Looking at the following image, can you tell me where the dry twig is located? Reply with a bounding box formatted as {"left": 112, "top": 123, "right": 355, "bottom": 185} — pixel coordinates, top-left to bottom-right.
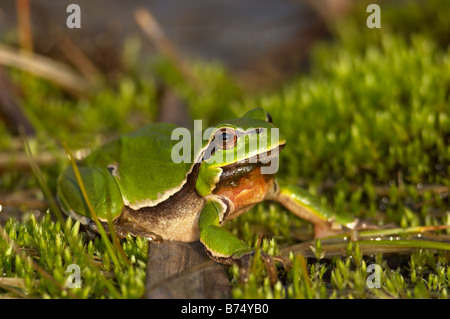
{"left": 134, "top": 7, "right": 200, "bottom": 91}
{"left": 0, "top": 44, "right": 91, "bottom": 96}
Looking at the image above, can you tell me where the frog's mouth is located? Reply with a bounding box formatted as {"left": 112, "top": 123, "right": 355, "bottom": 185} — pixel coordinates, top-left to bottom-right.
{"left": 242, "top": 142, "right": 285, "bottom": 166}
{"left": 219, "top": 143, "right": 285, "bottom": 180}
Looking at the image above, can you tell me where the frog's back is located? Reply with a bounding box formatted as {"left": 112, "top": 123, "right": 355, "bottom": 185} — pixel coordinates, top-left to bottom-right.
{"left": 86, "top": 123, "right": 195, "bottom": 210}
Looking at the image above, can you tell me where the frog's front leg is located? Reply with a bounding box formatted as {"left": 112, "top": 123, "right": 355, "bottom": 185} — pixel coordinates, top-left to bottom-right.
{"left": 267, "top": 179, "right": 357, "bottom": 238}
{"left": 198, "top": 198, "right": 252, "bottom": 265}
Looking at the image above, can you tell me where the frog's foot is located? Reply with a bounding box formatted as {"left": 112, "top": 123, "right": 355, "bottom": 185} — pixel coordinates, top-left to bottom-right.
{"left": 269, "top": 180, "right": 379, "bottom": 239}
{"left": 80, "top": 216, "right": 163, "bottom": 242}
{"left": 202, "top": 241, "right": 277, "bottom": 282}
{"left": 313, "top": 220, "right": 347, "bottom": 239}
{"left": 112, "top": 222, "right": 163, "bottom": 242}
{"left": 352, "top": 218, "right": 381, "bottom": 231}
{"left": 234, "top": 251, "right": 253, "bottom": 283}
{"left": 314, "top": 218, "right": 381, "bottom": 239}
{"left": 232, "top": 250, "right": 278, "bottom": 285}
{"left": 80, "top": 219, "right": 103, "bottom": 241}
{"left": 198, "top": 198, "right": 278, "bottom": 284}
{"left": 68, "top": 212, "right": 103, "bottom": 240}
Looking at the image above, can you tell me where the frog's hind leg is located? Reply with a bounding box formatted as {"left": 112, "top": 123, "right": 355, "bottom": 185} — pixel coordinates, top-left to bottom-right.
{"left": 267, "top": 179, "right": 357, "bottom": 238}
{"left": 73, "top": 215, "right": 105, "bottom": 241}
{"left": 58, "top": 166, "right": 164, "bottom": 241}
{"left": 74, "top": 215, "right": 162, "bottom": 242}
{"left": 57, "top": 165, "right": 124, "bottom": 229}
{"left": 112, "top": 216, "right": 163, "bottom": 242}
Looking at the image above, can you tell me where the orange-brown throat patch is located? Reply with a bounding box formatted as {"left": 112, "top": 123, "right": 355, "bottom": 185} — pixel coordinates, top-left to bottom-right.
{"left": 213, "top": 167, "right": 274, "bottom": 219}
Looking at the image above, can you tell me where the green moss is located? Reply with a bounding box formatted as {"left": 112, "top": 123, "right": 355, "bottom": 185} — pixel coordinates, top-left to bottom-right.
{"left": 1, "top": 0, "right": 449, "bottom": 299}
{"left": 0, "top": 214, "right": 147, "bottom": 298}
{"left": 224, "top": 1, "right": 449, "bottom": 299}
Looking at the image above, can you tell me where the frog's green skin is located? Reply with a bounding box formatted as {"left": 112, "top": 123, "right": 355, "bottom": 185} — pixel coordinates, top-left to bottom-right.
{"left": 57, "top": 108, "right": 357, "bottom": 264}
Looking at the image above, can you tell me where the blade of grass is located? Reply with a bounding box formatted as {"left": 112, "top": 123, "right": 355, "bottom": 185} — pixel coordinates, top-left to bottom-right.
{"left": 356, "top": 239, "right": 450, "bottom": 251}
{"left": 294, "top": 254, "right": 313, "bottom": 299}
{"left": 16, "top": 0, "right": 33, "bottom": 52}
{"left": 22, "top": 132, "right": 123, "bottom": 298}
{"left": 0, "top": 43, "right": 90, "bottom": 96}
{"left": 134, "top": 7, "right": 200, "bottom": 92}
{"left": 0, "top": 223, "right": 78, "bottom": 299}
{"left": 106, "top": 202, "right": 131, "bottom": 267}
{"left": 62, "top": 143, "right": 130, "bottom": 268}
{"left": 23, "top": 138, "right": 71, "bottom": 235}
{"left": 329, "top": 225, "right": 450, "bottom": 240}
{"left": 283, "top": 236, "right": 450, "bottom": 260}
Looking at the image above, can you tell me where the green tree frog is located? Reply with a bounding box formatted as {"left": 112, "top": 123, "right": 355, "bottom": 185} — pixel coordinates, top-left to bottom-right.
{"left": 57, "top": 108, "right": 357, "bottom": 264}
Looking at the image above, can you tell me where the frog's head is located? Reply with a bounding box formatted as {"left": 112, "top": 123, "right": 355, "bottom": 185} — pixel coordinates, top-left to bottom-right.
{"left": 195, "top": 108, "right": 286, "bottom": 203}
{"left": 202, "top": 107, "right": 286, "bottom": 170}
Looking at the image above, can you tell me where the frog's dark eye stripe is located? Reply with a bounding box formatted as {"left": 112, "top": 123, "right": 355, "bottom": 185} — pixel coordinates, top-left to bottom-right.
{"left": 266, "top": 112, "right": 273, "bottom": 124}
{"left": 107, "top": 163, "right": 119, "bottom": 177}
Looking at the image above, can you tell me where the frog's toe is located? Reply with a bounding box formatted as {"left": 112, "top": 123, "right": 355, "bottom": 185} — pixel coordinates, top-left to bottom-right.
{"left": 114, "top": 223, "right": 163, "bottom": 242}
{"left": 352, "top": 218, "right": 380, "bottom": 231}
{"left": 81, "top": 219, "right": 102, "bottom": 241}
{"left": 234, "top": 251, "right": 254, "bottom": 284}
{"left": 313, "top": 221, "right": 344, "bottom": 238}
{"left": 76, "top": 216, "right": 163, "bottom": 242}
{"left": 233, "top": 250, "right": 278, "bottom": 285}
{"left": 314, "top": 218, "right": 381, "bottom": 239}
{"left": 259, "top": 251, "right": 278, "bottom": 286}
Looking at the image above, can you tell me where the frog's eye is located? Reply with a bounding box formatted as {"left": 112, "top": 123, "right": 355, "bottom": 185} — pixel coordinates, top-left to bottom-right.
{"left": 266, "top": 112, "right": 273, "bottom": 124}
{"left": 215, "top": 128, "right": 237, "bottom": 150}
